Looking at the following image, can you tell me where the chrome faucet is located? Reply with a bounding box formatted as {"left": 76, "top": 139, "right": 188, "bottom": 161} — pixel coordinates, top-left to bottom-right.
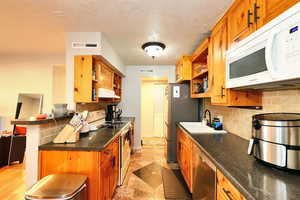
{"left": 203, "top": 109, "right": 212, "bottom": 127}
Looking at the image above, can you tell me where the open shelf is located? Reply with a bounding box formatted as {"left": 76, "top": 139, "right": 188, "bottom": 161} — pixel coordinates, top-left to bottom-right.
{"left": 191, "top": 92, "right": 210, "bottom": 98}
{"left": 192, "top": 68, "right": 208, "bottom": 79}
{"left": 190, "top": 38, "right": 210, "bottom": 98}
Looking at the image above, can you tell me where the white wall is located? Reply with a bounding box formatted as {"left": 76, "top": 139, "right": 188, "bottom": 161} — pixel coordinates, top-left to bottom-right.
{"left": 65, "top": 32, "right": 124, "bottom": 109}
{"left": 120, "top": 65, "right": 175, "bottom": 150}
{"left": 101, "top": 34, "right": 124, "bottom": 74}
{"left": 0, "top": 56, "right": 63, "bottom": 131}
{"left": 52, "top": 65, "right": 66, "bottom": 104}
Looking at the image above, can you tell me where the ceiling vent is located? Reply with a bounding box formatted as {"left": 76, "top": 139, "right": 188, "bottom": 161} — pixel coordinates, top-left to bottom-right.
{"left": 72, "top": 42, "right": 99, "bottom": 49}
{"left": 139, "top": 69, "right": 154, "bottom": 73}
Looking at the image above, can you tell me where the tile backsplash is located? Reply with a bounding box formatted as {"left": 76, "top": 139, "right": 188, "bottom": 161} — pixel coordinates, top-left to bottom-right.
{"left": 204, "top": 89, "right": 300, "bottom": 140}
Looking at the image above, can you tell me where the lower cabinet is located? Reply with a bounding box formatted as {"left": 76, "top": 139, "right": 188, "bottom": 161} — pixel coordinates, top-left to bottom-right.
{"left": 99, "top": 138, "right": 119, "bottom": 199}
{"left": 177, "top": 126, "right": 246, "bottom": 200}
{"left": 217, "top": 170, "right": 246, "bottom": 200}
{"left": 177, "top": 127, "right": 192, "bottom": 192}
{"left": 39, "top": 138, "right": 119, "bottom": 200}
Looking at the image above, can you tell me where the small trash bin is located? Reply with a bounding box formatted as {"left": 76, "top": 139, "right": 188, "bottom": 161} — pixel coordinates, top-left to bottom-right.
{"left": 25, "top": 174, "right": 87, "bottom": 200}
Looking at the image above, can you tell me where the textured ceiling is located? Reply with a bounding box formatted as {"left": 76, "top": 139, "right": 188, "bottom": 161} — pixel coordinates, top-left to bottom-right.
{"left": 0, "top": 0, "right": 233, "bottom": 65}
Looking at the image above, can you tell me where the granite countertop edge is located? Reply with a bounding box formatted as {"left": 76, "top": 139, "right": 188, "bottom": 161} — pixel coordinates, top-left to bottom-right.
{"left": 39, "top": 117, "right": 135, "bottom": 152}
{"left": 11, "top": 115, "right": 73, "bottom": 125}
{"left": 38, "top": 132, "right": 120, "bottom": 152}
{"left": 177, "top": 123, "right": 256, "bottom": 200}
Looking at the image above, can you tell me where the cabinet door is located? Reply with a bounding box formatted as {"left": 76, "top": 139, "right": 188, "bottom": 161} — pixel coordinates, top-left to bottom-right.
{"left": 228, "top": 0, "right": 255, "bottom": 47}
{"left": 74, "top": 56, "right": 93, "bottom": 102}
{"left": 211, "top": 18, "right": 228, "bottom": 105}
{"left": 176, "top": 59, "right": 183, "bottom": 82}
{"left": 217, "top": 170, "right": 246, "bottom": 200}
{"left": 112, "top": 139, "right": 119, "bottom": 193}
{"left": 99, "top": 64, "right": 114, "bottom": 90}
{"left": 256, "top": 0, "right": 299, "bottom": 28}
{"left": 100, "top": 150, "right": 113, "bottom": 200}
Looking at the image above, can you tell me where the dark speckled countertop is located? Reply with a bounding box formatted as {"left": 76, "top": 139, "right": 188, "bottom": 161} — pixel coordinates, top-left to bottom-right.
{"left": 177, "top": 123, "right": 300, "bottom": 200}
{"left": 39, "top": 117, "right": 135, "bottom": 152}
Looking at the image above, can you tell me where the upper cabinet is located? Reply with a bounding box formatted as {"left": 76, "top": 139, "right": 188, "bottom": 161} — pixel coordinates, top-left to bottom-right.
{"left": 228, "top": 0, "right": 299, "bottom": 47}
{"left": 256, "top": 0, "right": 299, "bottom": 28}
{"left": 210, "top": 18, "right": 229, "bottom": 105}
{"left": 180, "top": 0, "right": 299, "bottom": 106}
{"left": 176, "top": 55, "right": 192, "bottom": 83}
{"left": 74, "top": 56, "right": 95, "bottom": 103}
{"left": 98, "top": 63, "right": 114, "bottom": 90}
{"left": 190, "top": 38, "right": 211, "bottom": 98}
{"left": 228, "top": 0, "right": 256, "bottom": 46}
{"left": 74, "top": 55, "right": 124, "bottom": 103}
{"left": 210, "top": 17, "right": 262, "bottom": 106}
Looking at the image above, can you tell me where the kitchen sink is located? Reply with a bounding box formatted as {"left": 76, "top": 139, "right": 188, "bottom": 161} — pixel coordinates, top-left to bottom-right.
{"left": 179, "top": 122, "right": 227, "bottom": 134}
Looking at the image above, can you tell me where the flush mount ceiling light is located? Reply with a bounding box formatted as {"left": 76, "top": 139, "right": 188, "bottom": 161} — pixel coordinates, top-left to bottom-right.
{"left": 142, "top": 42, "right": 166, "bottom": 59}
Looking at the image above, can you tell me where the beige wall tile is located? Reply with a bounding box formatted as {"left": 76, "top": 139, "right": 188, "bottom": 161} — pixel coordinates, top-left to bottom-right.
{"left": 204, "top": 89, "right": 300, "bottom": 140}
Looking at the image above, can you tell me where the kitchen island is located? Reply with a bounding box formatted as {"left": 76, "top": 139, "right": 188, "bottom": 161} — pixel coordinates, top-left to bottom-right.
{"left": 39, "top": 117, "right": 135, "bottom": 200}
{"left": 177, "top": 123, "right": 300, "bottom": 200}
{"left": 11, "top": 115, "right": 73, "bottom": 189}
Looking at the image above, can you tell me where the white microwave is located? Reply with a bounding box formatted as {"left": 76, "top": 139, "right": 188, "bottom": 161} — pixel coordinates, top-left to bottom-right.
{"left": 226, "top": 3, "right": 300, "bottom": 89}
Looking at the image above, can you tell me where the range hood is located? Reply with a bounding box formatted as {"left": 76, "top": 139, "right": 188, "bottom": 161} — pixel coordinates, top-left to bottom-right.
{"left": 98, "top": 88, "right": 120, "bottom": 99}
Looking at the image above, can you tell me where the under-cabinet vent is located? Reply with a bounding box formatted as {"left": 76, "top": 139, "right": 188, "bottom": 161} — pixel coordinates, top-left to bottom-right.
{"left": 72, "top": 42, "right": 99, "bottom": 49}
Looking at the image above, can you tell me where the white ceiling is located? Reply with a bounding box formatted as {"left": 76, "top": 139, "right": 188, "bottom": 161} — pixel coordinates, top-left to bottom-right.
{"left": 0, "top": 0, "right": 233, "bottom": 65}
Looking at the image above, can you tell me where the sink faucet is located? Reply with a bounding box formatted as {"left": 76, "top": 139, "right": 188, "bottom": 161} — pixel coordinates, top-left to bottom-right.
{"left": 203, "top": 109, "right": 212, "bottom": 127}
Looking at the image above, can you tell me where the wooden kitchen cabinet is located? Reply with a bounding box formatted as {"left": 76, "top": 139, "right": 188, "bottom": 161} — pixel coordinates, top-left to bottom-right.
{"left": 217, "top": 170, "right": 246, "bottom": 200}
{"left": 98, "top": 63, "right": 114, "bottom": 90}
{"left": 74, "top": 55, "right": 96, "bottom": 103}
{"left": 256, "top": 0, "right": 299, "bottom": 28}
{"left": 228, "top": 0, "right": 255, "bottom": 46}
{"left": 190, "top": 38, "right": 211, "bottom": 98}
{"left": 177, "top": 127, "right": 192, "bottom": 192}
{"left": 176, "top": 55, "right": 192, "bottom": 83}
{"left": 228, "top": 0, "right": 298, "bottom": 47}
{"left": 177, "top": 126, "right": 249, "bottom": 199}
{"left": 100, "top": 138, "right": 119, "bottom": 199}
{"left": 74, "top": 55, "right": 124, "bottom": 103}
{"left": 210, "top": 17, "right": 262, "bottom": 106}
{"left": 39, "top": 137, "right": 119, "bottom": 200}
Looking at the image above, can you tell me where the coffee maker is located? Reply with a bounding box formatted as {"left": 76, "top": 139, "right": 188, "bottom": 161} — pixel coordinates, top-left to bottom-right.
{"left": 106, "top": 105, "right": 122, "bottom": 122}
{"left": 106, "top": 105, "right": 116, "bottom": 122}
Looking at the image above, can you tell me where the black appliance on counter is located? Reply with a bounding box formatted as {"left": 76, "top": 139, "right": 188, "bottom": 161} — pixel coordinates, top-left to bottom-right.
{"left": 248, "top": 113, "right": 300, "bottom": 171}
{"left": 166, "top": 83, "right": 203, "bottom": 163}
{"left": 106, "top": 105, "right": 122, "bottom": 122}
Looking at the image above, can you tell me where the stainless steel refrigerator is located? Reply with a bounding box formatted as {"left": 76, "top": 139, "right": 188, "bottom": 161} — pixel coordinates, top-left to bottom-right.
{"left": 165, "top": 83, "right": 203, "bottom": 163}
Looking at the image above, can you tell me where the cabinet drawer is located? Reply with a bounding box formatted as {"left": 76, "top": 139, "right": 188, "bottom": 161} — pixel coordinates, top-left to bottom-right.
{"left": 217, "top": 170, "right": 246, "bottom": 200}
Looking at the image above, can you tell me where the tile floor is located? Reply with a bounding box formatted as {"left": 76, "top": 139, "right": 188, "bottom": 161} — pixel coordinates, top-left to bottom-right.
{"left": 113, "top": 146, "right": 172, "bottom": 200}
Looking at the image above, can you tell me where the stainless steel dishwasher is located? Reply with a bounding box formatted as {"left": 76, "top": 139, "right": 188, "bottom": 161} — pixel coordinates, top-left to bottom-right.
{"left": 192, "top": 145, "right": 216, "bottom": 200}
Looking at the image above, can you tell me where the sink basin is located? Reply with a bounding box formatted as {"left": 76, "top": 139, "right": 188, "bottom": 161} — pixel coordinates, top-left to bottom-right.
{"left": 179, "top": 122, "right": 227, "bottom": 134}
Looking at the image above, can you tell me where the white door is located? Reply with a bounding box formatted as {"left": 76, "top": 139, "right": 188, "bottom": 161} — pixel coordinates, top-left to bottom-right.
{"left": 141, "top": 80, "right": 167, "bottom": 138}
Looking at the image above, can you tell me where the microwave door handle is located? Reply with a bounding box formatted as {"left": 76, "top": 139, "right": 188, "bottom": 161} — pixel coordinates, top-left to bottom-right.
{"left": 265, "top": 30, "right": 279, "bottom": 77}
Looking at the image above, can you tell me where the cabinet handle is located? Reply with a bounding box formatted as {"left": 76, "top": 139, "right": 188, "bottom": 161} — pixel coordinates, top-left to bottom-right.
{"left": 221, "top": 86, "right": 225, "bottom": 98}
{"left": 222, "top": 188, "right": 234, "bottom": 200}
{"left": 112, "top": 156, "right": 116, "bottom": 167}
{"left": 247, "top": 10, "right": 253, "bottom": 27}
{"left": 254, "top": 3, "right": 260, "bottom": 23}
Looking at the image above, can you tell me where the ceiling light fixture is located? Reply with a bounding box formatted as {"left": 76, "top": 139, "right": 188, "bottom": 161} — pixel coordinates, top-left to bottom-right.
{"left": 142, "top": 42, "right": 166, "bottom": 59}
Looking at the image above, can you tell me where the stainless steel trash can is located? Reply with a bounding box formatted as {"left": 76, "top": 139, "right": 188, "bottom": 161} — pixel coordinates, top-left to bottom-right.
{"left": 25, "top": 174, "right": 87, "bottom": 200}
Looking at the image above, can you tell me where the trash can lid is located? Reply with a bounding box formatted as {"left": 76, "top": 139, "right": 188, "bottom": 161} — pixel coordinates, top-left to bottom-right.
{"left": 25, "top": 174, "right": 87, "bottom": 199}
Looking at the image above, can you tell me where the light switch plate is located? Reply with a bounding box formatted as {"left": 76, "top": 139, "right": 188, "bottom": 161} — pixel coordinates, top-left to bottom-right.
{"left": 173, "top": 86, "right": 180, "bottom": 98}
